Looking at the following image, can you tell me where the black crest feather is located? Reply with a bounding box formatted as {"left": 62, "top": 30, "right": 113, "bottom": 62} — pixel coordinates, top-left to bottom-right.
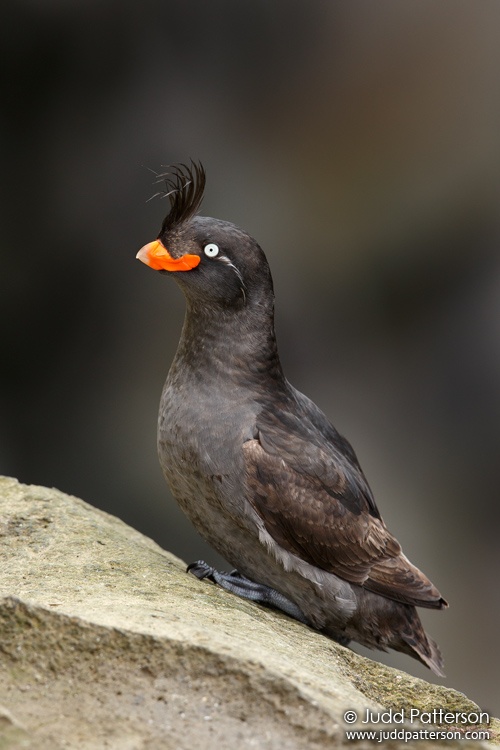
{"left": 152, "top": 161, "right": 206, "bottom": 235}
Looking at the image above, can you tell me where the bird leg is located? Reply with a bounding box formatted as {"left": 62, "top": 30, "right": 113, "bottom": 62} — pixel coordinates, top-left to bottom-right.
{"left": 187, "top": 560, "right": 310, "bottom": 624}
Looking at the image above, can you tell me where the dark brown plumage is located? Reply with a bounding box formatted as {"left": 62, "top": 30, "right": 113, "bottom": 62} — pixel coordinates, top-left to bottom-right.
{"left": 137, "top": 162, "right": 448, "bottom": 676}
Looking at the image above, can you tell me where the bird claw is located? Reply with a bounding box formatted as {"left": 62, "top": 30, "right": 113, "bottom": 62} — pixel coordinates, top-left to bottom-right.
{"left": 186, "top": 560, "right": 217, "bottom": 582}
{"left": 186, "top": 559, "right": 310, "bottom": 625}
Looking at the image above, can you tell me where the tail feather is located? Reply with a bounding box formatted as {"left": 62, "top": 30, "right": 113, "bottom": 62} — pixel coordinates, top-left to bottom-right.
{"left": 400, "top": 629, "right": 445, "bottom": 677}
{"left": 345, "top": 588, "right": 446, "bottom": 676}
{"left": 387, "top": 603, "right": 446, "bottom": 676}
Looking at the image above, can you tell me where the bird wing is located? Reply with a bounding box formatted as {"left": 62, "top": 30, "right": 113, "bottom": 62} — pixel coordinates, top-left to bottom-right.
{"left": 242, "top": 401, "right": 445, "bottom": 607}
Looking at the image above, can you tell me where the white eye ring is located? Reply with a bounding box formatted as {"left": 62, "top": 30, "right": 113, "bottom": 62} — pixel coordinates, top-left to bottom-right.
{"left": 204, "top": 243, "right": 219, "bottom": 258}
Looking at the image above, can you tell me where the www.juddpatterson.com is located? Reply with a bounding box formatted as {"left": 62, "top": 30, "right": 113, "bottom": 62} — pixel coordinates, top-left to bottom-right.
{"left": 342, "top": 709, "right": 490, "bottom": 742}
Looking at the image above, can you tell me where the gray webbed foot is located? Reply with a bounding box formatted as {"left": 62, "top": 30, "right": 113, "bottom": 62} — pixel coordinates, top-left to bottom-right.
{"left": 187, "top": 560, "right": 310, "bottom": 625}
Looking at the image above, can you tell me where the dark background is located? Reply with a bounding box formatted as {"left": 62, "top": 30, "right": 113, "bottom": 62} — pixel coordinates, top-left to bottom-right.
{"left": 2, "top": 0, "right": 499, "bottom": 716}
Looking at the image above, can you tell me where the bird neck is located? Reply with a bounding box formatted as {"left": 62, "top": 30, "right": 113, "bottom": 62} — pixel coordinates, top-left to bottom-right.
{"left": 171, "top": 295, "right": 286, "bottom": 390}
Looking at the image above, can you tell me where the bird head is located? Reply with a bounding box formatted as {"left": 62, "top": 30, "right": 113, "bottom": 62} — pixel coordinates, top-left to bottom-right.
{"left": 136, "top": 162, "right": 273, "bottom": 310}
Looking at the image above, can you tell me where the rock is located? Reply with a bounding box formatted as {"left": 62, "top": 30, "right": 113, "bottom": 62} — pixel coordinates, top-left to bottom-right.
{"left": 0, "top": 476, "right": 497, "bottom": 749}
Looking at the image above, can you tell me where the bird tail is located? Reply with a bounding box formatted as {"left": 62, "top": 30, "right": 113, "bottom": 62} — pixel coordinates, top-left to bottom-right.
{"left": 388, "top": 604, "right": 445, "bottom": 676}
{"left": 400, "top": 627, "right": 445, "bottom": 677}
{"left": 346, "top": 589, "right": 446, "bottom": 676}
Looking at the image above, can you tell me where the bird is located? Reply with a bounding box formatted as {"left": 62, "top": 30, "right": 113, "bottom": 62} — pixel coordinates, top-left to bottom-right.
{"left": 136, "top": 161, "right": 447, "bottom": 676}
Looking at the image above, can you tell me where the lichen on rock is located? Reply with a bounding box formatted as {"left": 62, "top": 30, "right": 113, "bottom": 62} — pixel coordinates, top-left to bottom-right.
{"left": 0, "top": 476, "right": 497, "bottom": 749}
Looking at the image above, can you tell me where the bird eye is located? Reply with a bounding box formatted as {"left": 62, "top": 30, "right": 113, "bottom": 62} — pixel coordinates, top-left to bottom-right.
{"left": 203, "top": 243, "right": 219, "bottom": 258}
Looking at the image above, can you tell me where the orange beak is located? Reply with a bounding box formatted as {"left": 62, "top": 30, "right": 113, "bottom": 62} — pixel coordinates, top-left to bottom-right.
{"left": 136, "top": 239, "right": 201, "bottom": 272}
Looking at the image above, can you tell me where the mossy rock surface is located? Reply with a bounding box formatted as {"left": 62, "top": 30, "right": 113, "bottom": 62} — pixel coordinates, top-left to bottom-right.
{"left": 0, "top": 476, "right": 497, "bottom": 749}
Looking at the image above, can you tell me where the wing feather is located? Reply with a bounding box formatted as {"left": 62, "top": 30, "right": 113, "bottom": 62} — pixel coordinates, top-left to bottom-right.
{"left": 243, "top": 414, "right": 446, "bottom": 608}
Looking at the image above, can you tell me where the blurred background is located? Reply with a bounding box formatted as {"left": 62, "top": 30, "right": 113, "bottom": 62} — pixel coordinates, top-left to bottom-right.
{"left": 1, "top": 0, "right": 499, "bottom": 715}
